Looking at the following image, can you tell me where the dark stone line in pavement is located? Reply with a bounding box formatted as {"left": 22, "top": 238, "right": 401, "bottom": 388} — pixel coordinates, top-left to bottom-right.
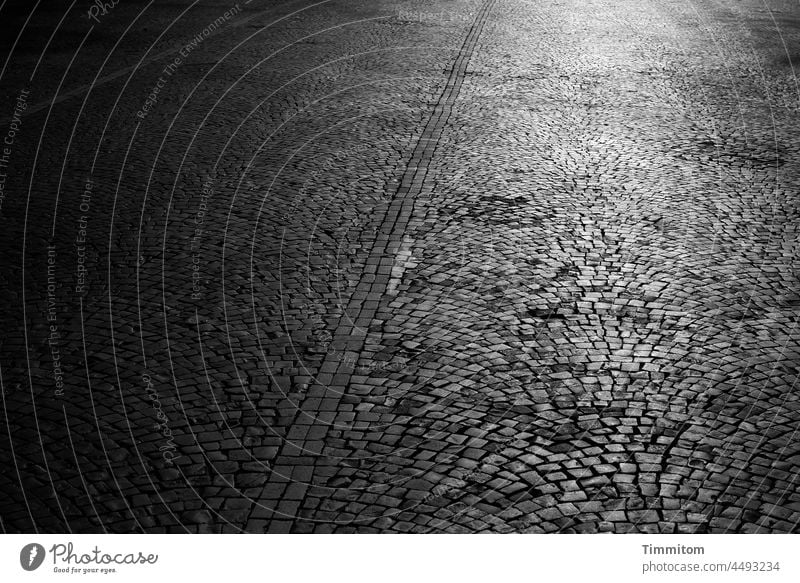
{"left": 248, "top": 0, "right": 499, "bottom": 526}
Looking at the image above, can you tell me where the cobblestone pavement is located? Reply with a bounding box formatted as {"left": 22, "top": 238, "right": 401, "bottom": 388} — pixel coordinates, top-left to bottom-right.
{"left": 1, "top": 0, "right": 799, "bottom": 533}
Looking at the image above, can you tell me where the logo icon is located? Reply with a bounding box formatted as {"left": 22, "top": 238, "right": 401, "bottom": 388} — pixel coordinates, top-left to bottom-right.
{"left": 20, "top": 543, "right": 46, "bottom": 571}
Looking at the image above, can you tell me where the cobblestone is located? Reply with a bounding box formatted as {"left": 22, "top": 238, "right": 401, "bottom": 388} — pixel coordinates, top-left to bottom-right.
{"left": 1, "top": 0, "right": 799, "bottom": 534}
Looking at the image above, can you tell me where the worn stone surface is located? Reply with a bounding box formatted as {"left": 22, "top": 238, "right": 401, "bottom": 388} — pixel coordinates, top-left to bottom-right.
{"left": 0, "top": 0, "right": 798, "bottom": 533}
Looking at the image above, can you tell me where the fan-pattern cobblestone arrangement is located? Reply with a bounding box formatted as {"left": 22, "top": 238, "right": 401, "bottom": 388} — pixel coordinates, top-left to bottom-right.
{"left": 0, "top": 0, "right": 799, "bottom": 533}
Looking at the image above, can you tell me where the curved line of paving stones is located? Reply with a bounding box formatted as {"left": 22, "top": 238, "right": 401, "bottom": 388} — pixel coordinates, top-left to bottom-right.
{"left": 608, "top": 2, "right": 800, "bottom": 534}
{"left": 291, "top": 0, "right": 800, "bottom": 534}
